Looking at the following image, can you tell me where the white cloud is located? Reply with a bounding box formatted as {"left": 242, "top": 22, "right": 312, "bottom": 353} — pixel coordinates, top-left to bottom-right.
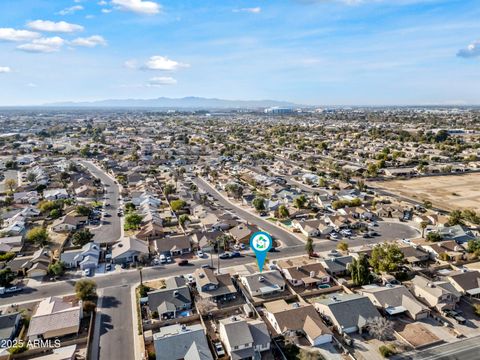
{"left": 17, "top": 36, "right": 65, "bottom": 53}
{"left": 71, "top": 35, "right": 107, "bottom": 47}
{"left": 144, "top": 55, "right": 190, "bottom": 71}
{"left": 27, "top": 20, "right": 84, "bottom": 33}
{"left": 148, "top": 76, "right": 177, "bottom": 86}
{"left": 457, "top": 40, "right": 480, "bottom": 58}
{"left": 233, "top": 7, "right": 262, "bottom": 13}
{"left": 58, "top": 5, "right": 84, "bottom": 15}
{"left": 0, "top": 66, "right": 12, "bottom": 73}
{"left": 98, "top": 0, "right": 108, "bottom": 5}
{"left": 124, "top": 59, "right": 138, "bottom": 69}
{"left": 102, "top": 8, "right": 113, "bottom": 13}
{"left": 0, "top": 28, "right": 40, "bottom": 42}
{"left": 111, "top": 0, "right": 161, "bottom": 15}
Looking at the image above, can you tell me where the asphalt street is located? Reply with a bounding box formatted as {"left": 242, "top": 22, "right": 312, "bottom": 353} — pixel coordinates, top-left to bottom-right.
{"left": 193, "top": 176, "right": 304, "bottom": 247}
{"left": 396, "top": 335, "right": 480, "bottom": 360}
{"left": 79, "top": 160, "right": 122, "bottom": 244}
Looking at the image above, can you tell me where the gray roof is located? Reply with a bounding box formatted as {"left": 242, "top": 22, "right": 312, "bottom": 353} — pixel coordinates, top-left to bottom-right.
{"left": 147, "top": 285, "right": 192, "bottom": 313}
{"left": 315, "top": 293, "right": 380, "bottom": 329}
{"left": 242, "top": 270, "right": 285, "bottom": 293}
{"left": 0, "top": 313, "right": 20, "bottom": 341}
{"left": 153, "top": 324, "right": 213, "bottom": 360}
{"left": 322, "top": 256, "right": 353, "bottom": 274}
{"left": 219, "top": 317, "right": 253, "bottom": 348}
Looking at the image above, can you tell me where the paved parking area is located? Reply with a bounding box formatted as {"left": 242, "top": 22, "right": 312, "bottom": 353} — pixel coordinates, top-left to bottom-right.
{"left": 452, "top": 299, "right": 480, "bottom": 337}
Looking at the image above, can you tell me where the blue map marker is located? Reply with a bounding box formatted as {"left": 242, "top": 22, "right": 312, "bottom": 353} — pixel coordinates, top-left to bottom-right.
{"left": 250, "top": 231, "right": 273, "bottom": 273}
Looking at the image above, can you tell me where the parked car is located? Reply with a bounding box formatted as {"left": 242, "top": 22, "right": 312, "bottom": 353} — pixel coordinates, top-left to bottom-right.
{"left": 362, "top": 233, "right": 372, "bottom": 238}
{"left": 166, "top": 256, "right": 172, "bottom": 263}
{"left": 213, "top": 342, "right": 225, "bottom": 357}
{"left": 159, "top": 254, "right": 167, "bottom": 264}
{"left": 105, "top": 263, "right": 112, "bottom": 271}
{"left": 219, "top": 252, "right": 231, "bottom": 259}
{"left": 186, "top": 274, "right": 195, "bottom": 284}
{"left": 444, "top": 309, "right": 466, "bottom": 324}
{"left": 231, "top": 251, "right": 241, "bottom": 258}
{"left": 329, "top": 233, "right": 340, "bottom": 240}
{"left": 177, "top": 259, "right": 189, "bottom": 266}
{"left": 197, "top": 250, "right": 204, "bottom": 258}
{"left": 83, "top": 268, "right": 91, "bottom": 277}
{"left": 4, "top": 286, "right": 22, "bottom": 294}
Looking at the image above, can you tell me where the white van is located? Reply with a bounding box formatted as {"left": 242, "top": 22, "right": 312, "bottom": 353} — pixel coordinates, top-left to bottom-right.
{"left": 159, "top": 254, "right": 167, "bottom": 264}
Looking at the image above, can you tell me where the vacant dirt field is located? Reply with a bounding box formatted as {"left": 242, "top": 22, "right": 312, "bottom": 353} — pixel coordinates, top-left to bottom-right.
{"left": 372, "top": 173, "right": 480, "bottom": 212}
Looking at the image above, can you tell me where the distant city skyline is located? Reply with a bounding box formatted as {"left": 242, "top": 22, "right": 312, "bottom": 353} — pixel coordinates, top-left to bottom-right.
{"left": 0, "top": 0, "right": 479, "bottom": 106}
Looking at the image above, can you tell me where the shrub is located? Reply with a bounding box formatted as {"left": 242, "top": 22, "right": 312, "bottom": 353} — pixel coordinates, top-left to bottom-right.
{"left": 379, "top": 345, "right": 395, "bottom": 358}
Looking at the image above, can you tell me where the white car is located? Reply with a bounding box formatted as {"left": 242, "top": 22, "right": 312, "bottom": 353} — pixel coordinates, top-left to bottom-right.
{"left": 330, "top": 233, "right": 340, "bottom": 240}
{"left": 186, "top": 274, "right": 195, "bottom": 284}
{"left": 83, "top": 268, "right": 91, "bottom": 277}
{"left": 159, "top": 254, "right": 167, "bottom": 264}
{"left": 197, "top": 250, "right": 204, "bottom": 258}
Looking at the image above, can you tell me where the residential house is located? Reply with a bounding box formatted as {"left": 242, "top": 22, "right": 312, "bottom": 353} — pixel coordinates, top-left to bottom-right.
{"left": 398, "top": 245, "right": 430, "bottom": 266}
{"left": 276, "top": 257, "right": 330, "bottom": 287}
{"left": 438, "top": 225, "right": 476, "bottom": 244}
{"left": 51, "top": 215, "right": 88, "bottom": 233}
{"left": 411, "top": 275, "right": 461, "bottom": 311}
{"left": 13, "top": 191, "right": 39, "bottom": 205}
{"left": 153, "top": 324, "right": 213, "bottom": 360}
{"left": 194, "top": 268, "right": 237, "bottom": 303}
{"left": 22, "top": 248, "right": 51, "bottom": 278}
{"left": 154, "top": 235, "right": 192, "bottom": 257}
{"left": 421, "top": 240, "right": 466, "bottom": 261}
{"left": 446, "top": 271, "right": 480, "bottom": 298}
{"left": 320, "top": 256, "right": 353, "bottom": 276}
{"left": 27, "top": 297, "right": 81, "bottom": 340}
{"left": 147, "top": 276, "right": 192, "bottom": 319}
{"left": 293, "top": 219, "right": 333, "bottom": 237}
{"left": 360, "top": 285, "right": 429, "bottom": 320}
{"left": 43, "top": 188, "right": 69, "bottom": 201}
{"left": 218, "top": 316, "right": 270, "bottom": 359}
{"left": 60, "top": 242, "right": 100, "bottom": 270}
{"left": 313, "top": 294, "right": 381, "bottom": 334}
{"left": 263, "top": 300, "right": 332, "bottom": 346}
{"left": 240, "top": 270, "right": 285, "bottom": 298}
{"left": 111, "top": 236, "right": 149, "bottom": 264}
{"left": 0, "top": 312, "right": 21, "bottom": 343}
{"left": 229, "top": 223, "right": 260, "bottom": 245}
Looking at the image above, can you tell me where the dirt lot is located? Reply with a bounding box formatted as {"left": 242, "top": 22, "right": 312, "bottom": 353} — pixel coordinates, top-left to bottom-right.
{"left": 372, "top": 173, "right": 480, "bottom": 212}
{"left": 394, "top": 322, "right": 442, "bottom": 348}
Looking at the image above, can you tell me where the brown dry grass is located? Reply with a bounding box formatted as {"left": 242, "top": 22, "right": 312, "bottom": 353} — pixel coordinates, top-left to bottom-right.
{"left": 371, "top": 173, "right": 480, "bottom": 212}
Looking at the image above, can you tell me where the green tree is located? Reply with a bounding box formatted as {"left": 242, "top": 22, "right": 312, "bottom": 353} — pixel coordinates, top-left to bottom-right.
{"left": 277, "top": 205, "right": 290, "bottom": 219}
{"left": 170, "top": 199, "right": 187, "bottom": 212}
{"left": 348, "top": 254, "right": 372, "bottom": 285}
{"left": 26, "top": 227, "right": 49, "bottom": 246}
{"left": 72, "top": 229, "right": 94, "bottom": 246}
{"left": 49, "top": 208, "right": 62, "bottom": 219}
{"left": 75, "top": 279, "right": 97, "bottom": 301}
{"left": 5, "top": 179, "right": 17, "bottom": 194}
{"left": 420, "top": 221, "right": 429, "bottom": 238}
{"left": 293, "top": 195, "right": 307, "bottom": 209}
{"left": 124, "top": 213, "right": 143, "bottom": 230}
{"left": 179, "top": 214, "right": 190, "bottom": 228}
{"left": 305, "top": 237, "right": 315, "bottom": 256}
{"left": 0, "top": 268, "right": 15, "bottom": 287}
{"left": 48, "top": 261, "right": 65, "bottom": 276}
{"left": 163, "top": 183, "right": 176, "bottom": 196}
{"left": 125, "top": 202, "right": 136, "bottom": 212}
{"left": 252, "top": 197, "right": 265, "bottom": 212}
{"left": 447, "top": 210, "right": 464, "bottom": 226}
{"left": 369, "top": 243, "right": 404, "bottom": 273}
{"left": 467, "top": 239, "right": 480, "bottom": 255}
{"left": 337, "top": 241, "right": 349, "bottom": 252}
{"left": 426, "top": 232, "right": 442, "bottom": 242}
{"left": 225, "top": 183, "right": 244, "bottom": 199}
{"left": 76, "top": 205, "right": 92, "bottom": 217}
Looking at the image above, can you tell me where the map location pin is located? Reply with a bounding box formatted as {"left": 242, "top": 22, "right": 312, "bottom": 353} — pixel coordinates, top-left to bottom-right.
{"left": 250, "top": 231, "right": 273, "bottom": 273}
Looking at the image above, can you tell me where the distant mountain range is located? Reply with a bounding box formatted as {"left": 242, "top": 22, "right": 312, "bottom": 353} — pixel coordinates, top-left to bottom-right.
{"left": 46, "top": 96, "right": 301, "bottom": 109}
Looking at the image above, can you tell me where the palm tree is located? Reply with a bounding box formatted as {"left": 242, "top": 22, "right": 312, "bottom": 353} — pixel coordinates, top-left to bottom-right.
{"left": 305, "top": 237, "right": 315, "bottom": 257}
{"left": 420, "top": 221, "right": 429, "bottom": 238}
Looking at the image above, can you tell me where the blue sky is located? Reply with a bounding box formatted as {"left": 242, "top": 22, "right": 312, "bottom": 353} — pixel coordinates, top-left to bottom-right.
{"left": 0, "top": 0, "right": 479, "bottom": 106}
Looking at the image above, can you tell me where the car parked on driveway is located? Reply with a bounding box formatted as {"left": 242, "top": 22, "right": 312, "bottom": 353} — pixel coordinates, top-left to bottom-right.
{"left": 443, "top": 309, "right": 466, "bottom": 324}
{"left": 219, "top": 252, "right": 231, "bottom": 259}
{"left": 177, "top": 259, "right": 189, "bottom": 266}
